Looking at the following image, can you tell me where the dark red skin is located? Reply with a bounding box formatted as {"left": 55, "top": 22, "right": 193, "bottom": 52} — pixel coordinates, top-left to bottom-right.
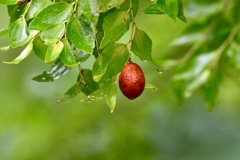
{"left": 119, "top": 63, "right": 145, "bottom": 100}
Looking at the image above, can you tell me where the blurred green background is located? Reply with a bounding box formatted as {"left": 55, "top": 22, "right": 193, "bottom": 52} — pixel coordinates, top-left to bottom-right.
{"left": 1, "top": 1, "right": 240, "bottom": 160}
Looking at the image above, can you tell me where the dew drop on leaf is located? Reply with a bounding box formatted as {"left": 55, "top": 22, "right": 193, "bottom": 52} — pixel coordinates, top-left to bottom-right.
{"left": 157, "top": 68, "right": 163, "bottom": 74}
{"left": 141, "top": 58, "right": 147, "bottom": 62}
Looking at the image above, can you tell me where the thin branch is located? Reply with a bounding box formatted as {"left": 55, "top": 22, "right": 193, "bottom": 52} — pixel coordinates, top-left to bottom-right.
{"left": 211, "top": 24, "right": 240, "bottom": 67}
{"left": 128, "top": 0, "right": 135, "bottom": 62}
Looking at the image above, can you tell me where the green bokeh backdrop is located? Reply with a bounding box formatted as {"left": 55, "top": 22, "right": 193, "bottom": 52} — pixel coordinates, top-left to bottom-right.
{"left": 1, "top": 1, "right": 240, "bottom": 159}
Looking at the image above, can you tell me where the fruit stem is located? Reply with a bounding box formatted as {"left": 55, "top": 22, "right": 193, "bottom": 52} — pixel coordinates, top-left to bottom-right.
{"left": 129, "top": 0, "right": 135, "bottom": 62}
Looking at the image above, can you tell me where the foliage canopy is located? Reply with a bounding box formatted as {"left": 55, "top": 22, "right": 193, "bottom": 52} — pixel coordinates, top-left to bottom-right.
{"left": 0, "top": 0, "right": 240, "bottom": 112}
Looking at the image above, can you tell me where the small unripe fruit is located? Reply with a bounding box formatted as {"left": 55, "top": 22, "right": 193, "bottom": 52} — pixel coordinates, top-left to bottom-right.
{"left": 119, "top": 62, "right": 145, "bottom": 100}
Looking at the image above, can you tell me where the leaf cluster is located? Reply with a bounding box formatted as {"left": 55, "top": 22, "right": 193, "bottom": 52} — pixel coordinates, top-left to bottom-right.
{"left": 161, "top": 0, "right": 240, "bottom": 111}
{"left": 1, "top": 0, "right": 187, "bottom": 112}
{"left": 3, "top": 0, "right": 236, "bottom": 112}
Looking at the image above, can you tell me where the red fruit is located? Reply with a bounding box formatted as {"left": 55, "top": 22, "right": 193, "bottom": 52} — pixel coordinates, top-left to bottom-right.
{"left": 119, "top": 62, "right": 145, "bottom": 100}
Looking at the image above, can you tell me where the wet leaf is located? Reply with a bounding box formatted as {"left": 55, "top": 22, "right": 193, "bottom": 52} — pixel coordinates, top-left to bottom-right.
{"left": 45, "top": 40, "right": 64, "bottom": 63}
{"left": 26, "top": 0, "right": 53, "bottom": 20}
{"left": 106, "top": 84, "right": 117, "bottom": 113}
{"left": 77, "top": 0, "right": 99, "bottom": 24}
{"left": 33, "top": 36, "right": 48, "bottom": 61}
{"left": 67, "top": 17, "right": 95, "bottom": 53}
{"left": 0, "top": 25, "right": 9, "bottom": 36}
{"left": 3, "top": 41, "right": 33, "bottom": 64}
{"left": 144, "top": 3, "right": 165, "bottom": 15}
{"left": 29, "top": 2, "right": 73, "bottom": 31}
{"left": 132, "top": 27, "right": 152, "bottom": 62}
{"left": 80, "top": 69, "right": 99, "bottom": 95}
{"left": 81, "top": 76, "right": 117, "bottom": 102}
{"left": 100, "top": 11, "right": 130, "bottom": 49}
{"left": 58, "top": 83, "right": 83, "bottom": 102}
{"left": 100, "top": 43, "right": 129, "bottom": 82}
{"left": 32, "top": 60, "right": 70, "bottom": 82}
{"left": 59, "top": 38, "right": 78, "bottom": 67}
{"left": 9, "top": 18, "right": 28, "bottom": 48}
{"left": 98, "top": 0, "right": 125, "bottom": 12}
{"left": 92, "top": 55, "right": 108, "bottom": 82}
{"left": 145, "top": 82, "right": 159, "bottom": 91}
{"left": 40, "top": 23, "right": 65, "bottom": 44}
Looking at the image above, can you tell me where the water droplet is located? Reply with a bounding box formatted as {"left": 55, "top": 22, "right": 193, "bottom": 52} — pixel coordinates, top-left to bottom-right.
{"left": 87, "top": 96, "right": 92, "bottom": 103}
{"left": 141, "top": 58, "right": 147, "bottom": 62}
{"left": 157, "top": 68, "right": 163, "bottom": 74}
{"left": 85, "top": 32, "right": 89, "bottom": 36}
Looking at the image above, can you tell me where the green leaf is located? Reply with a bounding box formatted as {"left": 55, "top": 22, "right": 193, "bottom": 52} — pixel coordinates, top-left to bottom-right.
{"left": 106, "top": 84, "right": 117, "bottom": 113}
{"left": 81, "top": 76, "right": 117, "bottom": 102}
{"left": 0, "top": 0, "right": 18, "bottom": 5}
{"left": 157, "top": 0, "right": 178, "bottom": 20}
{"left": 33, "top": 36, "right": 48, "bottom": 61}
{"left": 9, "top": 18, "right": 28, "bottom": 48}
{"left": 93, "top": 9, "right": 116, "bottom": 54}
{"left": 156, "top": 0, "right": 167, "bottom": 12}
{"left": 100, "top": 11, "right": 130, "bottom": 49}
{"left": 224, "top": 41, "right": 240, "bottom": 70}
{"left": 77, "top": 0, "right": 99, "bottom": 24}
{"left": 45, "top": 40, "right": 64, "bottom": 63}
{"left": 145, "top": 82, "right": 159, "bottom": 91}
{"left": 8, "top": 4, "right": 27, "bottom": 23}
{"left": 59, "top": 38, "right": 78, "bottom": 67}
{"left": 132, "top": 27, "right": 152, "bottom": 62}
{"left": 100, "top": 43, "right": 129, "bottom": 81}
{"left": 173, "top": 52, "right": 216, "bottom": 99}
{"left": 231, "top": 1, "right": 240, "bottom": 23}
{"left": 202, "top": 70, "right": 221, "bottom": 111}
{"left": 80, "top": 69, "right": 99, "bottom": 95}
{"left": 184, "top": 70, "right": 210, "bottom": 97}
{"left": 98, "top": 0, "right": 125, "bottom": 13}
{"left": 117, "top": 0, "right": 139, "bottom": 17}
{"left": 0, "top": 25, "right": 9, "bottom": 36}
{"left": 177, "top": 0, "right": 187, "bottom": 23}
{"left": 26, "top": 0, "right": 53, "bottom": 20}
{"left": 144, "top": 3, "right": 165, "bottom": 15}
{"left": 166, "top": 0, "right": 178, "bottom": 20}
{"left": 75, "top": 51, "right": 91, "bottom": 63}
{"left": 92, "top": 55, "right": 108, "bottom": 82}
{"left": 29, "top": 2, "right": 73, "bottom": 31}
{"left": 40, "top": 23, "right": 65, "bottom": 44}
{"left": 0, "top": 46, "right": 11, "bottom": 51}
{"left": 3, "top": 41, "right": 33, "bottom": 64}
{"left": 58, "top": 83, "right": 83, "bottom": 102}
{"left": 32, "top": 60, "right": 70, "bottom": 82}
{"left": 173, "top": 52, "right": 215, "bottom": 80}
{"left": 67, "top": 17, "right": 95, "bottom": 53}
